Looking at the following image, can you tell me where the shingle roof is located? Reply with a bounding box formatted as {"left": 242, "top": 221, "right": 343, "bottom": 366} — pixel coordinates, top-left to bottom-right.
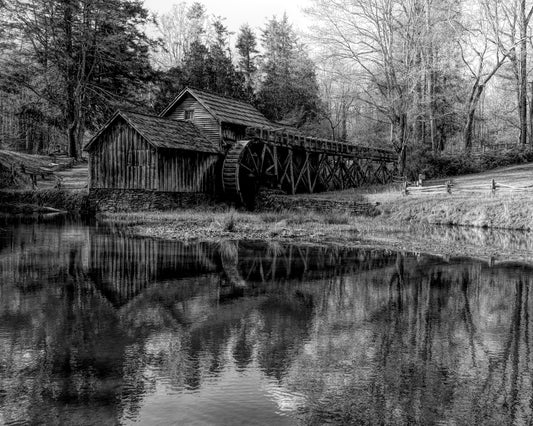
{"left": 161, "top": 87, "right": 273, "bottom": 128}
{"left": 85, "top": 111, "right": 221, "bottom": 154}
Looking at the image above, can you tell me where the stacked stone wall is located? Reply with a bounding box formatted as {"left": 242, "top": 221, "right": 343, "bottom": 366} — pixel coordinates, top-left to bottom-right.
{"left": 255, "top": 190, "right": 380, "bottom": 216}
{"left": 89, "top": 189, "right": 216, "bottom": 212}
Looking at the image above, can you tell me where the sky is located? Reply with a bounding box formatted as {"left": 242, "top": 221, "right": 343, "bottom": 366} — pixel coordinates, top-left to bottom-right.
{"left": 142, "top": 0, "right": 312, "bottom": 34}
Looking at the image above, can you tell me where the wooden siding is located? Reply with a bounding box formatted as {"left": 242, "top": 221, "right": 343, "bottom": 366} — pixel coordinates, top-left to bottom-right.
{"left": 157, "top": 150, "right": 218, "bottom": 193}
{"left": 166, "top": 94, "right": 221, "bottom": 147}
{"left": 89, "top": 120, "right": 158, "bottom": 190}
{"left": 222, "top": 123, "right": 247, "bottom": 142}
{"left": 89, "top": 118, "right": 220, "bottom": 194}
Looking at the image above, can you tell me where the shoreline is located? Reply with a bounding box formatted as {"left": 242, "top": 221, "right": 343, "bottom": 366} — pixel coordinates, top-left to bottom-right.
{"left": 4, "top": 181, "right": 533, "bottom": 264}
{"left": 100, "top": 195, "right": 533, "bottom": 265}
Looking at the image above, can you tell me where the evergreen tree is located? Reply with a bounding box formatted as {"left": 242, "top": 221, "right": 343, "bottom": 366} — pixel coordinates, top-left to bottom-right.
{"left": 152, "top": 66, "right": 186, "bottom": 113}
{"left": 236, "top": 24, "right": 258, "bottom": 100}
{"left": 186, "top": 2, "right": 207, "bottom": 44}
{"left": 178, "top": 17, "right": 245, "bottom": 99}
{"left": 182, "top": 40, "right": 211, "bottom": 90}
{"left": 257, "top": 14, "right": 320, "bottom": 126}
{"left": 207, "top": 18, "right": 244, "bottom": 97}
{"left": 0, "top": 0, "right": 156, "bottom": 158}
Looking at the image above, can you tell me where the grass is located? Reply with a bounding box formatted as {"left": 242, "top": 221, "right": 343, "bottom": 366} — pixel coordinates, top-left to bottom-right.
{"left": 105, "top": 204, "right": 533, "bottom": 263}
{"left": 0, "top": 188, "right": 91, "bottom": 214}
{"left": 383, "top": 192, "right": 533, "bottom": 230}
{"left": 99, "top": 161, "right": 533, "bottom": 263}
{"left": 101, "top": 183, "right": 533, "bottom": 245}
{"left": 102, "top": 208, "right": 367, "bottom": 244}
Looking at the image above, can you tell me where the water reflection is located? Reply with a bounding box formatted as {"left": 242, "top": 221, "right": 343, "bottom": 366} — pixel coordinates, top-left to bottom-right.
{"left": 1, "top": 220, "right": 533, "bottom": 424}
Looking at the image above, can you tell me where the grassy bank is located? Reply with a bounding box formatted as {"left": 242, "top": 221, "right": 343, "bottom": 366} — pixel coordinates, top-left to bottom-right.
{"left": 0, "top": 189, "right": 91, "bottom": 214}
{"left": 101, "top": 185, "right": 533, "bottom": 264}
{"left": 103, "top": 205, "right": 533, "bottom": 265}
{"left": 383, "top": 192, "right": 533, "bottom": 230}
{"left": 103, "top": 209, "right": 370, "bottom": 244}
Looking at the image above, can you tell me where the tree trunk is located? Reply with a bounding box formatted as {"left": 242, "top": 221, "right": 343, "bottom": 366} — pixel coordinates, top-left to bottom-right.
{"left": 464, "top": 84, "right": 484, "bottom": 150}
{"left": 425, "top": 0, "right": 436, "bottom": 152}
{"left": 64, "top": 0, "right": 78, "bottom": 159}
{"left": 68, "top": 121, "right": 78, "bottom": 159}
{"left": 520, "top": 0, "right": 528, "bottom": 145}
{"left": 340, "top": 102, "right": 347, "bottom": 141}
{"left": 530, "top": 81, "right": 533, "bottom": 145}
{"left": 391, "top": 114, "right": 408, "bottom": 175}
{"left": 398, "top": 144, "right": 407, "bottom": 176}
{"left": 463, "top": 107, "right": 476, "bottom": 151}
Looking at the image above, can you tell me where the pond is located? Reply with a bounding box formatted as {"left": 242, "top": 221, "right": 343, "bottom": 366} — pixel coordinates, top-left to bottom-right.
{"left": 1, "top": 217, "right": 532, "bottom": 425}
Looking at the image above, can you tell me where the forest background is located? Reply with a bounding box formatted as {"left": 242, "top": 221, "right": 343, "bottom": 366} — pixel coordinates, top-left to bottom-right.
{"left": 1, "top": 0, "right": 532, "bottom": 178}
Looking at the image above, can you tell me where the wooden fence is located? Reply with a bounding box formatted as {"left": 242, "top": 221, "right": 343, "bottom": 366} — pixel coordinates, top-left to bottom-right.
{"left": 401, "top": 178, "right": 533, "bottom": 196}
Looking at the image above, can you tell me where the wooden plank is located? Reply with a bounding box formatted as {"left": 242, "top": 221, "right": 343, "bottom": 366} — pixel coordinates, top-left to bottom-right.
{"left": 294, "top": 153, "right": 308, "bottom": 190}
{"left": 289, "top": 149, "right": 295, "bottom": 194}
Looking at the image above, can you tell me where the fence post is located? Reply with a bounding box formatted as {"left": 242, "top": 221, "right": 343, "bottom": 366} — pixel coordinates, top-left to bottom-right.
{"left": 446, "top": 180, "right": 452, "bottom": 194}
{"left": 491, "top": 178, "right": 496, "bottom": 196}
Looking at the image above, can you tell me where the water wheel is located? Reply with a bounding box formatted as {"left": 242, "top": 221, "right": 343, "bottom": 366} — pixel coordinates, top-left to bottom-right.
{"left": 222, "top": 140, "right": 276, "bottom": 208}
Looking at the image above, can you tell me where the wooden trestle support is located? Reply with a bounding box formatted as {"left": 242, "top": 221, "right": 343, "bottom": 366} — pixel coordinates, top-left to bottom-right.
{"left": 222, "top": 127, "right": 398, "bottom": 207}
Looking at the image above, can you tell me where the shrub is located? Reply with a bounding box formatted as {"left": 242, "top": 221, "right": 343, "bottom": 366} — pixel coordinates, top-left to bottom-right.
{"left": 405, "top": 146, "right": 533, "bottom": 180}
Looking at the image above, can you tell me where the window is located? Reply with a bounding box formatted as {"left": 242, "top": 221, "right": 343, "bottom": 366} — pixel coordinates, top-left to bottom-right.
{"left": 184, "top": 109, "right": 194, "bottom": 120}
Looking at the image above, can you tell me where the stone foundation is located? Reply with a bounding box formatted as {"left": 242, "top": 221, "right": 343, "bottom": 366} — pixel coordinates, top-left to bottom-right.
{"left": 255, "top": 189, "right": 380, "bottom": 216}
{"left": 89, "top": 189, "right": 216, "bottom": 212}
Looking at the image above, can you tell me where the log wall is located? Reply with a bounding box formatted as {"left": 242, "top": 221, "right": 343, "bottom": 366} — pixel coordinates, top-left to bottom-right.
{"left": 166, "top": 94, "right": 221, "bottom": 146}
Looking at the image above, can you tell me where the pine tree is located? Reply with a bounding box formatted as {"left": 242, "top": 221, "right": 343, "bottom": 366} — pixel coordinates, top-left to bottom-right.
{"left": 182, "top": 40, "right": 211, "bottom": 90}
{"left": 236, "top": 24, "right": 258, "bottom": 100}
{"left": 207, "top": 18, "right": 243, "bottom": 97}
{"left": 0, "top": 0, "right": 156, "bottom": 158}
{"left": 257, "top": 14, "right": 320, "bottom": 126}
{"left": 186, "top": 2, "right": 207, "bottom": 43}
{"left": 180, "top": 17, "right": 245, "bottom": 99}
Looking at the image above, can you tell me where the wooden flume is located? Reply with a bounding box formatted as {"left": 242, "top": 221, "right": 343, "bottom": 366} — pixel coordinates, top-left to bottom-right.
{"left": 222, "top": 127, "right": 398, "bottom": 206}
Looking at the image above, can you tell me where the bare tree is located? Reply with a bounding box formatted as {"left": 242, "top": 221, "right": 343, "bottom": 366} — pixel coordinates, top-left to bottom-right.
{"left": 482, "top": 0, "right": 533, "bottom": 146}
{"left": 315, "top": 60, "right": 359, "bottom": 141}
{"left": 155, "top": 2, "right": 190, "bottom": 69}
{"left": 307, "top": 0, "right": 464, "bottom": 172}
{"left": 154, "top": 1, "right": 211, "bottom": 70}
{"left": 458, "top": 1, "right": 522, "bottom": 150}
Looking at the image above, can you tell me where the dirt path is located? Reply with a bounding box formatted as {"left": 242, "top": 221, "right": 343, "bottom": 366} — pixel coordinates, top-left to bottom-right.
{"left": 39, "top": 162, "right": 88, "bottom": 190}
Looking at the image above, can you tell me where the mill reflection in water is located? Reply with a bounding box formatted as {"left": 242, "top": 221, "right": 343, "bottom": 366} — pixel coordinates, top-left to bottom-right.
{"left": 0, "top": 220, "right": 532, "bottom": 425}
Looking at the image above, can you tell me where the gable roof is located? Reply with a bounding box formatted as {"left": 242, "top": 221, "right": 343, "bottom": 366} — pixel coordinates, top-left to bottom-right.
{"left": 161, "top": 87, "right": 273, "bottom": 129}
{"left": 84, "top": 111, "right": 221, "bottom": 154}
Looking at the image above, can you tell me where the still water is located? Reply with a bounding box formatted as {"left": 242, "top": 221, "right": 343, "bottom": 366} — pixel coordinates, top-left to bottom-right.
{"left": 1, "top": 217, "right": 533, "bottom": 425}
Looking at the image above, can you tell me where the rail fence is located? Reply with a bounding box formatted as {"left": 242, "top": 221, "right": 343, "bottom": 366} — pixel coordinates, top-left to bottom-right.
{"left": 399, "top": 176, "right": 533, "bottom": 196}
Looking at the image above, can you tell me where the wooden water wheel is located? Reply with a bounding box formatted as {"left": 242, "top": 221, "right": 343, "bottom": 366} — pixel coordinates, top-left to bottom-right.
{"left": 222, "top": 140, "right": 276, "bottom": 208}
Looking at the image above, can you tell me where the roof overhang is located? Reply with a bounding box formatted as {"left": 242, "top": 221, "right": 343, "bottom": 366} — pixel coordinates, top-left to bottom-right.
{"left": 84, "top": 110, "right": 221, "bottom": 155}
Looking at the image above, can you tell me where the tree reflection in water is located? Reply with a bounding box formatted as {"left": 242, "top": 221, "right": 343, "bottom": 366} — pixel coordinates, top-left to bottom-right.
{"left": 0, "top": 219, "right": 533, "bottom": 424}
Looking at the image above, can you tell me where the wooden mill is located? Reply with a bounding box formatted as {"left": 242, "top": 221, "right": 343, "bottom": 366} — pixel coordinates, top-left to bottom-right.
{"left": 85, "top": 87, "right": 397, "bottom": 209}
